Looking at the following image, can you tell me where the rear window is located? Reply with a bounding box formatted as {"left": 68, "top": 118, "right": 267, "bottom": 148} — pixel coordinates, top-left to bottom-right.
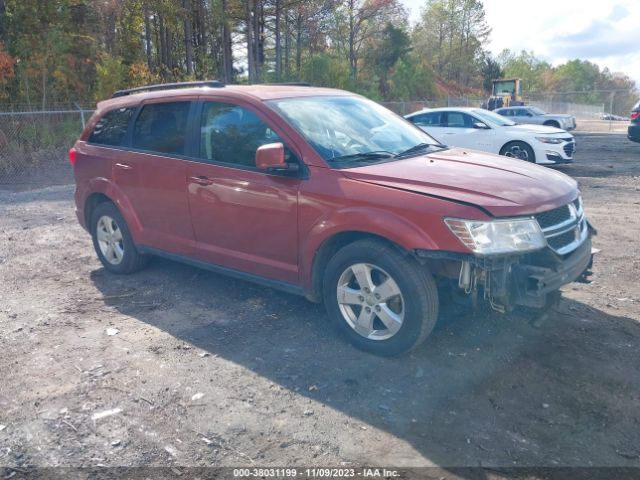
{"left": 88, "top": 107, "right": 135, "bottom": 146}
{"left": 131, "top": 102, "right": 191, "bottom": 155}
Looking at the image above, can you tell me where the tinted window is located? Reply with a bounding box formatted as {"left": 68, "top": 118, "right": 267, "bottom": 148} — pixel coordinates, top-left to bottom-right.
{"left": 445, "top": 112, "right": 474, "bottom": 128}
{"left": 411, "top": 112, "right": 442, "bottom": 126}
{"left": 497, "top": 109, "right": 512, "bottom": 116}
{"left": 132, "top": 102, "right": 191, "bottom": 155}
{"left": 88, "top": 107, "right": 134, "bottom": 146}
{"left": 199, "top": 102, "right": 284, "bottom": 168}
{"left": 515, "top": 108, "right": 529, "bottom": 116}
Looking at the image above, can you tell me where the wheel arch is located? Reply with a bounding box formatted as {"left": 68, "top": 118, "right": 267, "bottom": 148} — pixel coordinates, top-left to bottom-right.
{"left": 84, "top": 192, "right": 113, "bottom": 228}
{"left": 499, "top": 140, "right": 536, "bottom": 162}
{"left": 305, "top": 230, "right": 421, "bottom": 303}
{"left": 82, "top": 178, "right": 143, "bottom": 241}
{"left": 543, "top": 120, "right": 560, "bottom": 128}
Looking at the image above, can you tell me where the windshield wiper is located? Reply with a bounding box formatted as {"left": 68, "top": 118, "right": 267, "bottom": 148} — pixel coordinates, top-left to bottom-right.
{"left": 332, "top": 151, "right": 396, "bottom": 162}
{"left": 395, "top": 142, "right": 446, "bottom": 158}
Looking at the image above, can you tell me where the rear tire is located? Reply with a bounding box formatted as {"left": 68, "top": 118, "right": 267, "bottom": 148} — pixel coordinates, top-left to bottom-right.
{"left": 322, "top": 239, "right": 439, "bottom": 356}
{"left": 90, "top": 202, "right": 149, "bottom": 274}
{"left": 500, "top": 141, "right": 536, "bottom": 163}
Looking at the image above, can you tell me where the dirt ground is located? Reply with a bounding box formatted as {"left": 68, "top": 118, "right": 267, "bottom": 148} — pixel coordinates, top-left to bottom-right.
{"left": 0, "top": 133, "right": 639, "bottom": 473}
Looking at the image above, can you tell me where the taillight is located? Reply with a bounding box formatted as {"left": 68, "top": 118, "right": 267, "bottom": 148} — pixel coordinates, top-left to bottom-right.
{"left": 68, "top": 147, "right": 77, "bottom": 167}
{"left": 631, "top": 111, "right": 640, "bottom": 120}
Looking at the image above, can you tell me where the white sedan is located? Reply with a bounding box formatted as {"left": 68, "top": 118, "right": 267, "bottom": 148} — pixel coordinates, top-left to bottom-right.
{"left": 405, "top": 107, "right": 575, "bottom": 165}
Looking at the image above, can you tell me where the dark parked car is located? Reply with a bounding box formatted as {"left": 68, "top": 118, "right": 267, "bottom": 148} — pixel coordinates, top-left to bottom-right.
{"left": 628, "top": 100, "right": 640, "bottom": 143}
{"left": 70, "top": 81, "right": 595, "bottom": 356}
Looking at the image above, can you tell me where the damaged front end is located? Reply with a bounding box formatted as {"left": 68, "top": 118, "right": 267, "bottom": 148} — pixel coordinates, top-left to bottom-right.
{"left": 418, "top": 199, "right": 597, "bottom": 313}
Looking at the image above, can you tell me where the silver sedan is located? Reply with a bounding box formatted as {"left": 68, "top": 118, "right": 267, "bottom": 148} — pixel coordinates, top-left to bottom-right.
{"left": 495, "top": 106, "right": 576, "bottom": 131}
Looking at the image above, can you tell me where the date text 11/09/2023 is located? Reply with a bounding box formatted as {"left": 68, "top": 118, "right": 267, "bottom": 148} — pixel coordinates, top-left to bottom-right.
{"left": 233, "top": 468, "right": 400, "bottom": 478}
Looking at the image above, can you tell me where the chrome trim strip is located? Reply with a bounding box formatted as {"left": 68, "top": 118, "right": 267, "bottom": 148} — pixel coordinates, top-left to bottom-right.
{"left": 543, "top": 215, "right": 584, "bottom": 237}
{"left": 540, "top": 213, "right": 584, "bottom": 234}
{"left": 552, "top": 219, "right": 588, "bottom": 255}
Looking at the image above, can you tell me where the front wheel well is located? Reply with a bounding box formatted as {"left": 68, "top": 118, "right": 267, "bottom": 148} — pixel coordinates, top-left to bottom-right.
{"left": 84, "top": 193, "right": 113, "bottom": 227}
{"left": 308, "top": 231, "right": 409, "bottom": 303}
{"left": 543, "top": 120, "right": 560, "bottom": 128}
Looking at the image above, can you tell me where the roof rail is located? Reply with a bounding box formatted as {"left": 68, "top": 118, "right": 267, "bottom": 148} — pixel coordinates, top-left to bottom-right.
{"left": 112, "top": 80, "right": 225, "bottom": 98}
{"left": 258, "top": 82, "right": 311, "bottom": 87}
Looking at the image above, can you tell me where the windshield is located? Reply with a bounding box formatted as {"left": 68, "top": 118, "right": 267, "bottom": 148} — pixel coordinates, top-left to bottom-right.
{"left": 267, "top": 95, "right": 442, "bottom": 166}
{"left": 472, "top": 109, "right": 516, "bottom": 127}
{"left": 529, "top": 106, "right": 546, "bottom": 115}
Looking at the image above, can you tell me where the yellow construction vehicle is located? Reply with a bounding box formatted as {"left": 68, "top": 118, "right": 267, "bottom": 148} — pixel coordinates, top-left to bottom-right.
{"left": 486, "top": 78, "right": 524, "bottom": 110}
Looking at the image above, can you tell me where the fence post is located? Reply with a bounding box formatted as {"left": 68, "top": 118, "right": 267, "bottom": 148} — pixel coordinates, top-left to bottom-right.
{"left": 74, "top": 102, "right": 86, "bottom": 129}
{"left": 609, "top": 92, "right": 615, "bottom": 132}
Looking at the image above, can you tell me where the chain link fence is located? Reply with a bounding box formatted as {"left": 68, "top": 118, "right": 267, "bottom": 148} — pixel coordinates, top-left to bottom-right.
{"left": 0, "top": 106, "right": 93, "bottom": 188}
{"left": 525, "top": 90, "right": 636, "bottom": 133}
{"left": 382, "top": 89, "right": 638, "bottom": 134}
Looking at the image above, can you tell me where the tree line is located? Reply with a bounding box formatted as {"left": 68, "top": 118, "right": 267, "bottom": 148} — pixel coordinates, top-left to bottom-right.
{"left": 0, "top": 0, "right": 636, "bottom": 111}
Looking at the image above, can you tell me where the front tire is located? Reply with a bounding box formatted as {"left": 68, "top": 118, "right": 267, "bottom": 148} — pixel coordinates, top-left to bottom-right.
{"left": 322, "top": 239, "right": 439, "bottom": 356}
{"left": 500, "top": 141, "right": 536, "bottom": 163}
{"left": 543, "top": 120, "right": 560, "bottom": 129}
{"left": 90, "top": 202, "right": 149, "bottom": 274}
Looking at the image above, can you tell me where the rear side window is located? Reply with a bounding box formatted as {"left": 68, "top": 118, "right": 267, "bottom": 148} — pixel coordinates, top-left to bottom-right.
{"left": 88, "top": 107, "right": 134, "bottom": 146}
{"left": 199, "top": 102, "right": 283, "bottom": 168}
{"left": 132, "top": 102, "right": 191, "bottom": 155}
{"left": 445, "top": 112, "right": 473, "bottom": 128}
{"left": 410, "top": 112, "right": 442, "bottom": 126}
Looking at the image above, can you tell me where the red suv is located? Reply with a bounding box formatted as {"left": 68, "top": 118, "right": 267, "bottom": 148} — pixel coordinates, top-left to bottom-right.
{"left": 71, "top": 81, "right": 595, "bottom": 356}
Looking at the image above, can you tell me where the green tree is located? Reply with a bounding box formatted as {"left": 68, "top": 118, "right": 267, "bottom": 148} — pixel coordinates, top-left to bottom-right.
{"left": 300, "top": 53, "right": 350, "bottom": 89}
{"left": 93, "top": 53, "right": 127, "bottom": 101}
{"left": 479, "top": 51, "right": 502, "bottom": 92}
{"left": 413, "top": 0, "right": 490, "bottom": 88}
{"left": 389, "top": 55, "right": 436, "bottom": 100}
{"left": 365, "top": 23, "right": 411, "bottom": 99}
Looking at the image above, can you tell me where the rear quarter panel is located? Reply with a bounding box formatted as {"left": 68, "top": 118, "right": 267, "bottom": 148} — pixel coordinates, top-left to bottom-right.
{"left": 73, "top": 141, "right": 144, "bottom": 241}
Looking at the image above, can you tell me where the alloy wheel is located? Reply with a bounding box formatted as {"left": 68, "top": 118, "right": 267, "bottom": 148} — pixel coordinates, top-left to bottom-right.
{"left": 504, "top": 144, "right": 530, "bottom": 161}
{"left": 96, "top": 215, "right": 124, "bottom": 265}
{"left": 336, "top": 263, "right": 405, "bottom": 340}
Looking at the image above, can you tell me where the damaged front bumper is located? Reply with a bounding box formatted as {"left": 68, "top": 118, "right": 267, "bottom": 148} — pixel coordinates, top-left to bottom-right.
{"left": 417, "top": 228, "right": 596, "bottom": 312}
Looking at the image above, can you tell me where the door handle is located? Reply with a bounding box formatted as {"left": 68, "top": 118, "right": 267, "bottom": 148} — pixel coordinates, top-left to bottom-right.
{"left": 115, "top": 162, "right": 132, "bottom": 170}
{"left": 189, "top": 175, "right": 215, "bottom": 186}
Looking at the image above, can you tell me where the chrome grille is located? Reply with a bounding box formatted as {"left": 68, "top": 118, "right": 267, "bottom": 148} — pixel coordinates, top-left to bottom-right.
{"left": 535, "top": 205, "right": 571, "bottom": 229}
{"left": 534, "top": 198, "right": 587, "bottom": 255}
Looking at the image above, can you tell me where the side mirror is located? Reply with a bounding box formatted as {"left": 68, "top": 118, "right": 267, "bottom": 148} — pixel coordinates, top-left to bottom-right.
{"left": 256, "top": 142, "right": 287, "bottom": 170}
{"left": 473, "top": 122, "right": 489, "bottom": 129}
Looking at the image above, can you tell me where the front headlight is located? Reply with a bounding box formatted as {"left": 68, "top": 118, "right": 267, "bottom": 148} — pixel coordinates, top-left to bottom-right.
{"left": 535, "top": 136, "right": 564, "bottom": 144}
{"left": 445, "top": 217, "right": 546, "bottom": 255}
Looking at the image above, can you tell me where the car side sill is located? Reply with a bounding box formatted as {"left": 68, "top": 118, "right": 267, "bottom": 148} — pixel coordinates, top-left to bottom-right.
{"left": 137, "top": 245, "right": 307, "bottom": 298}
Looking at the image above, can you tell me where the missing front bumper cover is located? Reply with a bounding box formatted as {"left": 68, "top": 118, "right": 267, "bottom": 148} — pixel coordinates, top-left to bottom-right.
{"left": 417, "top": 236, "right": 595, "bottom": 311}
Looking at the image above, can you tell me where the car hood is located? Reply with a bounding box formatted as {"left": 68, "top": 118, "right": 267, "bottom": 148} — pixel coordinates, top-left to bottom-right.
{"left": 505, "top": 123, "right": 567, "bottom": 135}
{"left": 341, "top": 148, "right": 578, "bottom": 217}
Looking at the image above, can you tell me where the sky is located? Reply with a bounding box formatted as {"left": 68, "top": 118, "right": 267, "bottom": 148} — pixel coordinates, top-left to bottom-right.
{"left": 399, "top": 0, "right": 640, "bottom": 85}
